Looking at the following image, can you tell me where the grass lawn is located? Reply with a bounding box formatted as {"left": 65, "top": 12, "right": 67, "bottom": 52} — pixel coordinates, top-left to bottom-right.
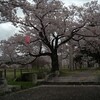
{"left": 8, "top": 81, "right": 36, "bottom": 89}
{"left": 60, "top": 68, "right": 100, "bottom": 77}
{"left": 59, "top": 68, "right": 87, "bottom": 77}
{"left": 1, "top": 67, "right": 100, "bottom": 90}
{"left": 0, "top": 68, "right": 49, "bottom": 90}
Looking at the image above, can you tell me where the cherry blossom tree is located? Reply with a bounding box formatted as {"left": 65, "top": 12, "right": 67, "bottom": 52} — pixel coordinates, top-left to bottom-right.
{"left": 0, "top": 0, "right": 100, "bottom": 72}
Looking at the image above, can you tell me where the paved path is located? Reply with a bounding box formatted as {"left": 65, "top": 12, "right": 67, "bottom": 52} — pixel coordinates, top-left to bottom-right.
{"left": 1, "top": 85, "right": 100, "bottom": 100}
{"left": 48, "top": 70, "right": 99, "bottom": 82}
{"left": 1, "top": 70, "right": 100, "bottom": 100}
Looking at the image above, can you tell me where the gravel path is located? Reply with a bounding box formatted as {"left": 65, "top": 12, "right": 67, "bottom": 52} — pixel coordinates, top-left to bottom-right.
{"left": 0, "top": 85, "right": 100, "bottom": 100}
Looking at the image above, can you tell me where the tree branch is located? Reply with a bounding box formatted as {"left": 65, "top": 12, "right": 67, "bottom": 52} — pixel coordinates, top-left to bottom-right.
{"left": 58, "top": 23, "right": 86, "bottom": 47}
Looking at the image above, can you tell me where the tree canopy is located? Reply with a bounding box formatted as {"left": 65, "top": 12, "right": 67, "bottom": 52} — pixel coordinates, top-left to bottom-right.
{"left": 0, "top": 0, "right": 100, "bottom": 72}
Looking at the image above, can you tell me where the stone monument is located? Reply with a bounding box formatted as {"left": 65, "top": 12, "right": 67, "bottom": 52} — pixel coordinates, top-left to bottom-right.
{"left": 0, "top": 71, "right": 9, "bottom": 93}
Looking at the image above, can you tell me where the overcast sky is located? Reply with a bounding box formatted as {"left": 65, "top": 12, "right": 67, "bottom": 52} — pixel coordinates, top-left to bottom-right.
{"left": 0, "top": 0, "right": 99, "bottom": 41}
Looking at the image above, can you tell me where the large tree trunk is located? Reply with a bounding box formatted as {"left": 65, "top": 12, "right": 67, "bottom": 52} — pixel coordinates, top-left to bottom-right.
{"left": 50, "top": 51, "right": 59, "bottom": 72}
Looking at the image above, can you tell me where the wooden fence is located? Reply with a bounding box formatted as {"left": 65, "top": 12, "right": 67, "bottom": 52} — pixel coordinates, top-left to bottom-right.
{"left": 0, "top": 68, "right": 33, "bottom": 80}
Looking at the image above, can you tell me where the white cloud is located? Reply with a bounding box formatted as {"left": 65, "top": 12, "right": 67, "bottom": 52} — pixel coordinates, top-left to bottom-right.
{"left": 0, "top": 22, "right": 15, "bottom": 30}
{"left": 0, "top": 22, "right": 17, "bottom": 40}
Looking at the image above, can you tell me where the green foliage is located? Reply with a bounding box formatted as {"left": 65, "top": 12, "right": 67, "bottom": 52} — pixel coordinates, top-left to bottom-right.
{"left": 6, "top": 69, "right": 20, "bottom": 81}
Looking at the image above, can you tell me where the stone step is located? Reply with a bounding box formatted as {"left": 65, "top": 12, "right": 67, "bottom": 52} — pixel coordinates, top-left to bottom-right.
{"left": 41, "top": 81, "right": 100, "bottom": 85}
